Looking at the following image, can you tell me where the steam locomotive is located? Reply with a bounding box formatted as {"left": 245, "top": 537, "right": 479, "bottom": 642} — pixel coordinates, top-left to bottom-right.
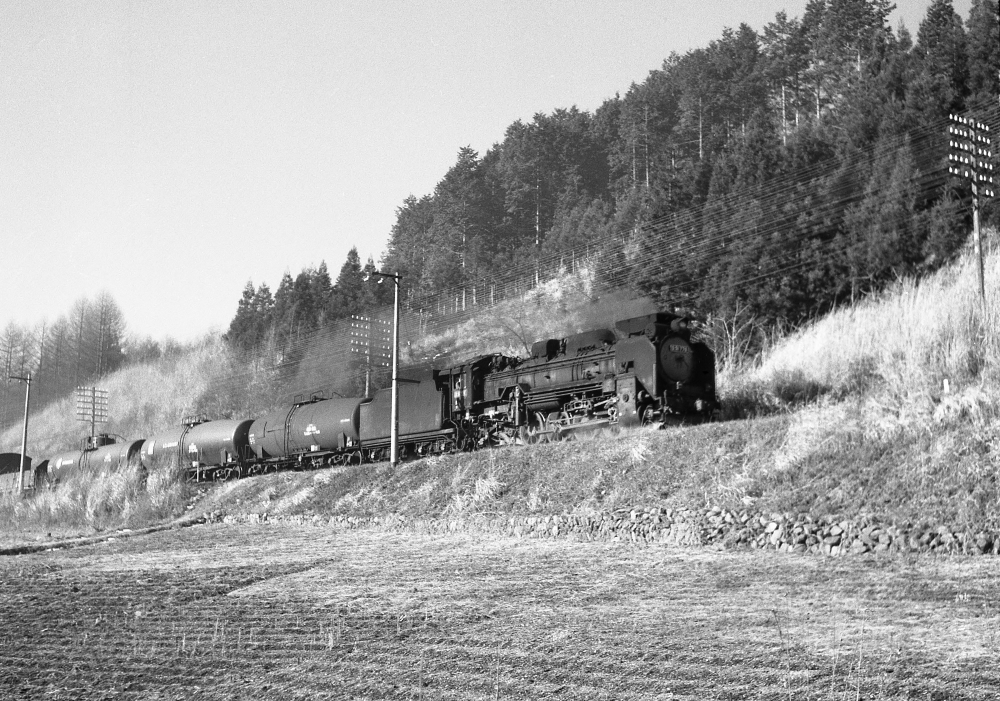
{"left": 19, "top": 311, "right": 717, "bottom": 488}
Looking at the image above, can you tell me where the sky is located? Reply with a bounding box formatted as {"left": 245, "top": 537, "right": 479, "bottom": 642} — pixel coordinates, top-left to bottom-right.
{"left": 1, "top": 0, "right": 969, "bottom": 343}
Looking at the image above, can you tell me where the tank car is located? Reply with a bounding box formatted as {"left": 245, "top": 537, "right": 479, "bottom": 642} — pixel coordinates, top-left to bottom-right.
{"left": 249, "top": 396, "right": 366, "bottom": 471}
{"left": 141, "top": 416, "right": 254, "bottom": 481}
{"left": 140, "top": 427, "right": 187, "bottom": 471}
{"left": 184, "top": 419, "right": 252, "bottom": 480}
{"left": 46, "top": 434, "right": 145, "bottom": 485}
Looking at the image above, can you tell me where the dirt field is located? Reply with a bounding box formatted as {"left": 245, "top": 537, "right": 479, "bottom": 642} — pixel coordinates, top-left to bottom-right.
{"left": 1, "top": 523, "right": 999, "bottom": 700}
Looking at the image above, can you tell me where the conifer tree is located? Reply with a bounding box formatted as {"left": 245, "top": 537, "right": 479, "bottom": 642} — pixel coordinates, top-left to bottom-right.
{"left": 965, "top": 0, "right": 1000, "bottom": 106}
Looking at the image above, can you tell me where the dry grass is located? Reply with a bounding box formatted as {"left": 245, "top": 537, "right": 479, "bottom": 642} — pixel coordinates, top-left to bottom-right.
{"left": 705, "top": 242, "right": 1000, "bottom": 529}
{"left": 1, "top": 524, "right": 997, "bottom": 699}
{"left": 724, "top": 241, "right": 1000, "bottom": 420}
{"left": 0, "top": 455, "right": 191, "bottom": 540}
{"left": 0, "top": 337, "right": 259, "bottom": 538}
{"left": 100, "top": 392, "right": 991, "bottom": 537}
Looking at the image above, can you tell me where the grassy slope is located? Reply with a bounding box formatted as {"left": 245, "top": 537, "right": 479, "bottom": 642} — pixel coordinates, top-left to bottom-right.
{"left": 191, "top": 242, "right": 1000, "bottom": 534}
{"left": 2, "top": 243, "right": 998, "bottom": 540}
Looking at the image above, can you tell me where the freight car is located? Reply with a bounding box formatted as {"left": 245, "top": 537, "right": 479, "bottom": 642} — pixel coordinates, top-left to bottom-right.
{"left": 0, "top": 453, "right": 37, "bottom": 493}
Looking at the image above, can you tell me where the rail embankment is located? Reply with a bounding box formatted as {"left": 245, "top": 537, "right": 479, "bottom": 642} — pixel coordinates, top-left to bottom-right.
{"left": 3, "top": 245, "right": 998, "bottom": 556}
{"left": 192, "top": 388, "right": 999, "bottom": 558}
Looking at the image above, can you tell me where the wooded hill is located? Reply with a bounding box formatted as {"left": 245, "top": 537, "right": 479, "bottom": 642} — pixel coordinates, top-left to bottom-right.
{"left": 224, "top": 0, "right": 999, "bottom": 358}
{"left": 3, "top": 0, "right": 997, "bottom": 429}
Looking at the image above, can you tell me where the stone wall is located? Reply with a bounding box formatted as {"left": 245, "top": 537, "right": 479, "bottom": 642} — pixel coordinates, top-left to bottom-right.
{"left": 214, "top": 506, "right": 999, "bottom": 556}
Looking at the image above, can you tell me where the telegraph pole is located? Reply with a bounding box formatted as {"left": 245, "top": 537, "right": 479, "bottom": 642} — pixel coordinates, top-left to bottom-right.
{"left": 8, "top": 374, "right": 31, "bottom": 494}
{"left": 948, "top": 113, "right": 995, "bottom": 302}
{"left": 364, "top": 271, "right": 402, "bottom": 467}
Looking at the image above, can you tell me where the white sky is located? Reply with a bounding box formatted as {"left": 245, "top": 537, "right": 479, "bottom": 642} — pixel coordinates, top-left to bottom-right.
{"left": 1, "top": 0, "right": 964, "bottom": 343}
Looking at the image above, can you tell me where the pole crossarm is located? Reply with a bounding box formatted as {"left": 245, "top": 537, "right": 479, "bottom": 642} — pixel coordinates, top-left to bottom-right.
{"left": 348, "top": 315, "right": 392, "bottom": 396}
{"left": 948, "top": 114, "right": 995, "bottom": 197}
{"left": 947, "top": 113, "right": 995, "bottom": 303}
{"left": 75, "top": 386, "right": 109, "bottom": 438}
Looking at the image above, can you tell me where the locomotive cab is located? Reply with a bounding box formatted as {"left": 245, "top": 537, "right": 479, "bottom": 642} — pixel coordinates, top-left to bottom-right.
{"left": 435, "top": 354, "right": 519, "bottom": 422}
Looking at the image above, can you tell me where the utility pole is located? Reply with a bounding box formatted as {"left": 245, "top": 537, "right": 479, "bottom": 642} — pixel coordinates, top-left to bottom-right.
{"left": 948, "top": 113, "right": 995, "bottom": 302}
{"left": 8, "top": 374, "right": 31, "bottom": 494}
{"left": 364, "top": 271, "right": 402, "bottom": 467}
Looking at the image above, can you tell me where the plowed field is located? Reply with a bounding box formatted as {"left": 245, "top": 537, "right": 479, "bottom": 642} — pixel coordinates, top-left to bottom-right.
{"left": 2, "top": 523, "right": 999, "bottom": 699}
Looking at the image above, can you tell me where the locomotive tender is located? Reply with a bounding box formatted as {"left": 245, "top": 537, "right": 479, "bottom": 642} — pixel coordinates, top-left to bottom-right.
{"left": 37, "top": 311, "right": 718, "bottom": 484}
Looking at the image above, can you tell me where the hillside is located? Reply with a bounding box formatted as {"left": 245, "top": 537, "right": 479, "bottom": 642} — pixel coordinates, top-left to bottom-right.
{"left": 1, "top": 240, "right": 997, "bottom": 551}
